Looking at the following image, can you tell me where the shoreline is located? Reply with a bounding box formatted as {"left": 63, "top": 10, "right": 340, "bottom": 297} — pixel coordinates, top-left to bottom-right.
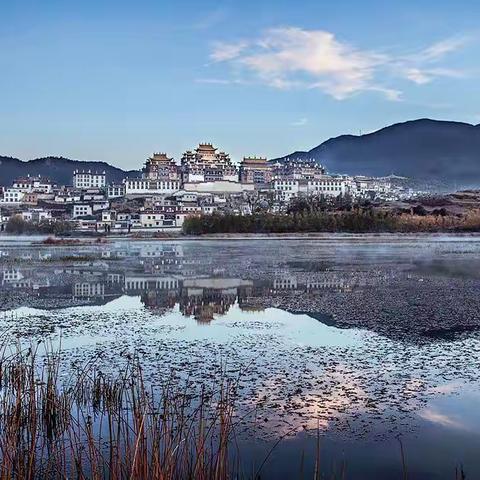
{"left": 3, "top": 231, "right": 480, "bottom": 244}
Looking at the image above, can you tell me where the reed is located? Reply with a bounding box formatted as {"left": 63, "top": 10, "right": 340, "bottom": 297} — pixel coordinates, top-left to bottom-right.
{"left": 0, "top": 343, "right": 240, "bottom": 480}
{"left": 0, "top": 341, "right": 469, "bottom": 479}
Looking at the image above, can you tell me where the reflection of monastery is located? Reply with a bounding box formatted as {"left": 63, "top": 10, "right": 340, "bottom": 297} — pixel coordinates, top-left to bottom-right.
{"left": 1, "top": 243, "right": 386, "bottom": 315}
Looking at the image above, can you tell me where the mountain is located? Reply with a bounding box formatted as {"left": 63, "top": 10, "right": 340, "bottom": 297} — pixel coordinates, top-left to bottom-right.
{"left": 0, "top": 156, "right": 140, "bottom": 186}
{"left": 272, "top": 119, "right": 480, "bottom": 189}
{"left": 3, "top": 119, "right": 480, "bottom": 189}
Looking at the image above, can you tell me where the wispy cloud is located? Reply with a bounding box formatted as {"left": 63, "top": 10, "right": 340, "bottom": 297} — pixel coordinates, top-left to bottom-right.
{"left": 291, "top": 117, "right": 308, "bottom": 127}
{"left": 210, "top": 41, "right": 248, "bottom": 62}
{"left": 208, "top": 27, "right": 472, "bottom": 101}
{"left": 394, "top": 35, "right": 471, "bottom": 85}
{"left": 414, "top": 36, "right": 471, "bottom": 62}
{"left": 194, "top": 7, "right": 229, "bottom": 30}
{"left": 195, "top": 77, "right": 247, "bottom": 86}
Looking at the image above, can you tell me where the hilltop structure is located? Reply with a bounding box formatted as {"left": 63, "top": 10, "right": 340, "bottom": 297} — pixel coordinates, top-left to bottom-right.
{"left": 181, "top": 143, "right": 237, "bottom": 183}
{"left": 181, "top": 143, "right": 253, "bottom": 193}
{"left": 143, "top": 153, "right": 180, "bottom": 180}
{"left": 0, "top": 142, "right": 407, "bottom": 234}
{"left": 239, "top": 157, "right": 272, "bottom": 186}
{"left": 124, "top": 152, "right": 181, "bottom": 197}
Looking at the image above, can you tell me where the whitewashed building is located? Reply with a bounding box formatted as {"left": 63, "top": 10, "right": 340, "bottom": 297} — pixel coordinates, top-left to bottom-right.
{"left": 307, "top": 177, "right": 350, "bottom": 197}
{"left": 73, "top": 170, "right": 106, "bottom": 189}
{"left": 107, "top": 184, "right": 126, "bottom": 198}
{"left": 12, "top": 176, "right": 54, "bottom": 193}
{"left": 272, "top": 179, "right": 302, "bottom": 202}
{"left": 1, "top": 189, "right": 25, "bottom": 204}
{"left": 124, "top": 179, "right": 181, "bottom": 196}
{"left": 72, "top": 204, "right": 93, "bottom": 218}
{"left": 20, "top": 209, "right": 52, "bottom": 222}
{"left": 137, "top": 210, "right": 188, "bottom": 231}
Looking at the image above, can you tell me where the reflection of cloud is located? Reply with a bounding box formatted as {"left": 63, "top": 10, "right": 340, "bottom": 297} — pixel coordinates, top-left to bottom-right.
{"left": 427, "top": 381, "right": 463, "bottom": 395}
{"left": 246, "top": 364, "right": 370, "bottom": 436}
{"left": 419, "top": 408, "right": 466, "bottom": 430}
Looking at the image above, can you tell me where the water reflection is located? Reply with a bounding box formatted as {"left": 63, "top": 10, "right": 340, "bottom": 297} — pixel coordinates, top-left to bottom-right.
{"left": 0, "top": 242, "right": 389, "bottom": 321}
{"left": 1, "top": 237, "right": 480, "bottom": 479}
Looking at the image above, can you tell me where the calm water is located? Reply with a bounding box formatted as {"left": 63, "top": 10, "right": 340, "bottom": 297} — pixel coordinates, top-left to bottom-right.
{"left": 1, "top": 235, "right": 480, "bottom": 479}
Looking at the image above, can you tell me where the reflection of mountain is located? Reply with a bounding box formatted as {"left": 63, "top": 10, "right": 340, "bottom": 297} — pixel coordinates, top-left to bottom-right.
{"left": 289, "top": 311, "right": 338, "bottom": 328}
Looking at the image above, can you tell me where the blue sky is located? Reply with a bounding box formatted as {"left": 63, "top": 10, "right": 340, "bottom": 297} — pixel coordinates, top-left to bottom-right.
{"left": 1, "top": 0, "right": 479, "bottom": 169}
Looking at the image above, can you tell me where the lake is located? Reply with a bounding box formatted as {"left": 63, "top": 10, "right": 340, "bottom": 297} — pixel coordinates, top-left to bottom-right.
{"left": 1, "top": 235, "right": 480, "bottom": 479}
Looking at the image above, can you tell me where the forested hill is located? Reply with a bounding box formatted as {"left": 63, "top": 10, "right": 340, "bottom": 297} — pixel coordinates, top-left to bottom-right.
{"left": 272, "top": 119, "right": 480, "bottom": 189}
{"left": 0, "top": 156, "right": 139, "bottom": 185}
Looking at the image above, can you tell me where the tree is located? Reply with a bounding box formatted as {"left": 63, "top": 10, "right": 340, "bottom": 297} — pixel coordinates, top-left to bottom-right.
{"left": 5, "top": 215, "right": 27, "bottom": 234}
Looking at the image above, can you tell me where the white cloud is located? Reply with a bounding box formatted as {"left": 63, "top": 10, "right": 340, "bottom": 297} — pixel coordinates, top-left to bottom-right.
{"left": 404, "top": 68, "right": 432, "bottom": 85}
{"left": 194, "top": 7, "right": 229, "bottom": 30}
{"left": 239, "top": 27, "right": 386, "bottom": 100}
{"left": 291, "top": 117, "right": 308, "bottom": 127}
{"left": 207, "top": 28, "right": 471, "bottom": 101}
{"left": 210, "top": 41, "right": 248, "bottom": 62}
{"left": 195, "top": 78, "right": 233, "bottom": 85}
{"left": 404, "top": 67, "right": 467, "bottom": 85}
{"left": 195, "top": 77, "right": 248, "bottom": 86}
{"left": 394, "top": 36, "right": 471, "bottom": 85}
{"left": 416, "top": 36, "right": 470, "bottom": 62}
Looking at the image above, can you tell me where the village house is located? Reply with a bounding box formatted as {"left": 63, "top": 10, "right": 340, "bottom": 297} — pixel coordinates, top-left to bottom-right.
{"left": 19, "top": 209, "right": 52, "bottom": 223}
{"left": 72, "top": 204, "right": 93, "bottom": 218}
{"left": 1, "top": 188, "right": 25, "bottom": 204}
{"left": 12, "top": 175, "right": 55, "bottom": 194}
{"left": 73, "top": 170, "right": 106, "bottom": 189}
{"left": 107, "top": 184, "right": 126, "bottom": 198}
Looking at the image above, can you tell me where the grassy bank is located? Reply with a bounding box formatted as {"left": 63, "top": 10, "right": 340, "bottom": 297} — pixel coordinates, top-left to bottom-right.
{"left": 183, "top": 210, "right": 480, "bottom": 235}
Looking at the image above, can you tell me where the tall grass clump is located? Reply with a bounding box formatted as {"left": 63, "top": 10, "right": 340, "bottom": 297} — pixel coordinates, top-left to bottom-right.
{"left": 0, "top": 340, "right": 470, "bottom": 479}
{"left": 0, "top": 343, "right": 239, "bottom": 480}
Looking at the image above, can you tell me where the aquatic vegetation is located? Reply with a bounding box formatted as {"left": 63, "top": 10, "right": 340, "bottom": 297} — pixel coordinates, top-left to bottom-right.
{"left": 0, "top": 344, "right": 240, "bottom": 480}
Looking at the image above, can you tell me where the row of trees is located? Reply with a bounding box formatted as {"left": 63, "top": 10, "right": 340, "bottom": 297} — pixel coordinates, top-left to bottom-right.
{"left": 4, "top": 215, "right": 73, "bottom": 235}
{"left": 183, "top": 209, "right": 480, "bottom": 235}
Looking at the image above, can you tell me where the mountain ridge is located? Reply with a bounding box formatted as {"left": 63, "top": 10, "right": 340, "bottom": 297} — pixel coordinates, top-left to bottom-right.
{"left": 0, "top": 156, "right": 140, "bottom": 186}
{"left": 2, "top": 119, "right": 480, "bottom": 189}
{"left": 272, "top": 119, "right": 480, "bottom": 188}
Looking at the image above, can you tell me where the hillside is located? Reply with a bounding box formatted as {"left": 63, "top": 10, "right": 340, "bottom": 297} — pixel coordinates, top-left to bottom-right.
{"left": 0, "top": 156, "right": 139, "bottom": 186}
{"left": 272, "top": 119, "right": 480, "bottom": 189}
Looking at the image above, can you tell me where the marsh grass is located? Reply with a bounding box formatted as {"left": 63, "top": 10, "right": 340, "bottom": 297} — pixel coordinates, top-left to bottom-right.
{"left": 0, "top": 342, "right": 242, "bottom": 480}
{"left": 0, "top": 340, "right": 467, "bottom": 479}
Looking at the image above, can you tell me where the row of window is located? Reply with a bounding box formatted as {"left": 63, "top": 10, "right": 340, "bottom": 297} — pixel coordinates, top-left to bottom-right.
{"left": 127, "top": 181, "right": 179, "bottom": 189}
{"left": 311, "top": 186, "right": 343, "bottom": 191}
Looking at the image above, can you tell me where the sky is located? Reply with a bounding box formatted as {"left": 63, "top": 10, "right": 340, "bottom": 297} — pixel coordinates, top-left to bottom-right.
{"left": 1, "top": 0, "right": 479, "bottom": 169}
